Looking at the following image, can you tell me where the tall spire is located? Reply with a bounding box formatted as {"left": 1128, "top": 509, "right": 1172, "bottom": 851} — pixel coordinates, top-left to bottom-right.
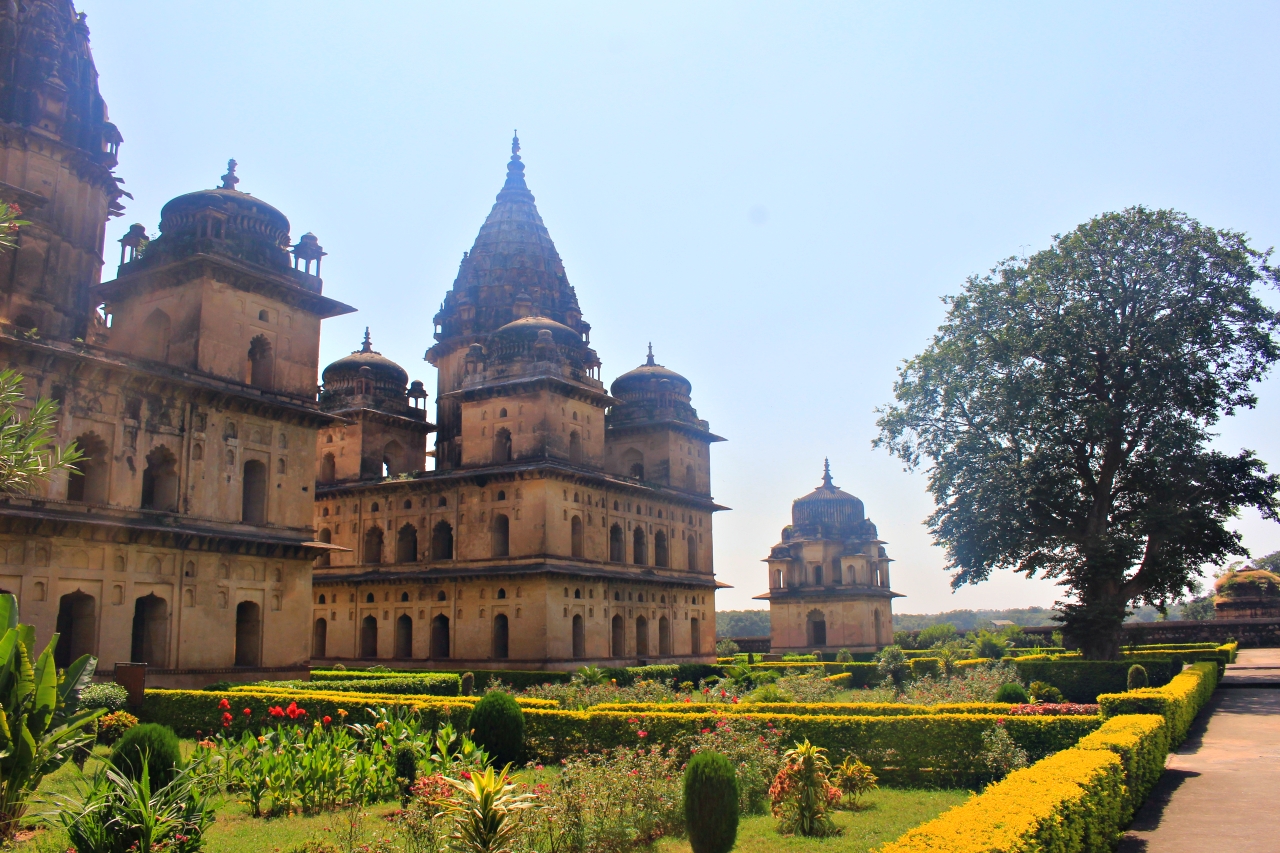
{"left": 361, "top": 327, "right": 373, "bottom": 353}
{"left": 822, "top": 458, "right": 834, "bottom": 488}
{"left": 497, "top": 131, "right": 534, "bottom": 203}
{"left": 646, "top": 343, "right": 655, "bottom": 366}
{"left": 220, "top": 159, "right": 239, "bottom": 190}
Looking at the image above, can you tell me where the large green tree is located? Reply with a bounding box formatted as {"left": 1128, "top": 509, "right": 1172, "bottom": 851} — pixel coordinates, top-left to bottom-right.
{"left": 875, "top": 207, "right": 1280, "bottom": 658}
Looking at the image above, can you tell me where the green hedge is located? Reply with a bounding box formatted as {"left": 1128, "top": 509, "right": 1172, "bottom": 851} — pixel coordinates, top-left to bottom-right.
{"left": 592, "top": 701, "right": 1024, "bottom": 717}
{"left": 602, "top": 664, "right": 723, "bottom": 687}
{"left": 312, "top": 669, "right": 573, "bottom": 690}
{"left": 1098, "top": 661, "right": 1218, "bottom": 745}
{"left": 908, "top": 657, "right": 942, "bottom": 679}
{"left": 1075, "top": 714, "right": 1169, "bottom": 821}
{"left": 285, "top": 675, "right": 461, "bottom": 696}
{"left": 1013, "top": 659, "right": 1176, "bottom": 703}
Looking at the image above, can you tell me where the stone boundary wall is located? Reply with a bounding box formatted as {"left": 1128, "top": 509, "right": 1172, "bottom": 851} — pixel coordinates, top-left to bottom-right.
{"left": 1020, "top": 618, "right": 1280, "bottom": 647}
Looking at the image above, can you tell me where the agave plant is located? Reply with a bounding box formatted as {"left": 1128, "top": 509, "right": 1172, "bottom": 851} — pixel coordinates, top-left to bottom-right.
{"left": 0, "top": 592, "right": 102, "bottom": 840}
{"left": 574, "top": 664, "right": 606, "bottom": 686}
{"left": 446, "top": 764, "right": 536, "bottom": 853}
{"left": 768, "top": 739, "right": 841, "bottom": 837}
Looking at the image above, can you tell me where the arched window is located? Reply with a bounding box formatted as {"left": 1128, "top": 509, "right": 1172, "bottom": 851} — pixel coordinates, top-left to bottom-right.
{"left": 364, "top": 526, "right": 384, "bottom": 564}
{"left": 687, "top": 536, "right": 698, "bottom": 572}
{"left": 131, "top": 594, "right": 169, "bottom": 666}
{"left": 235, "top": 601, "right": 262, "bottom": 666}
{"left": 493, "top": 428, "right": 512, "bottom": 463}
{"left": 806, "top": 609, "right": 827, "bottom": 647}
{"left": 609, "top": 524, "right": 624, "bottom": 562}
{"left": 568, "top": 430, "right": 582, "bottom": 464}
{"left": 316, "top": 528, "right": 331, "bottom": 567}
{"left": 813, "top": 564, "right": 823, "bottom": 586}
{"left": 396, "top": 523, "right": 418, "bottom": 563}
{"left": 141, "top": 445, "right": 179, "bottom": 512}
{"left": 573, "top": 588, "right": 581, "bottom": 599}
{"left": 611, "top": 613, "right": 625, "bottom": 656}
{"left": 54, "top": 591, "right": 97, "bottom": 668}
{"left": 320, "top": 452, "right": 336, "bottom": 483}
{"left": 622, "top": 449, "right": 644, "bottom": 480}
{"left": 366, "top": 592, "right": 375, "bottom": 603}
{"left": 635, "top": 615, "right": 649, "bottom": 657}
{"left": 499, "top": 407, "right": 507, "bottom": 418}
{"left": 684, "top": 464, "right": 696, "bottom": 491}
{"left": 248, "top": 335, "right": 274, "bottom": 390}
{"left": 66, "top": 432, "right": 110, "bottom": 504}
{"left": 313, "top": 617, "right": 328, "bottom": 658}
{"left": 241, "top": 459, "right": 267, "bottom": 523}
{"left": 400, "top": 591, "right": 410, "bottom": 602}
{"left": 654, "top": 531, "right": 669, "bottom": 568}
{"left": 431, "top": 521, "right": 454, "bottom": 560}
{"left": 360, "top": 615, "right": 378, "bottom": 658}
{"left": 437, "top": 590, "right": 446, "bottom": 601}
{"left": 492, "top": 514, "right": 510, "bottom": 558}
{"left": 383, "top": 439, "right": 405, "bottom": 476}
{"left": 395, "top": 614, "right": 413, "bottom": 659}
{"left": 430, "top": 614, "right": 450, "bottom": 658}
{"left": 690, "top": 617, "right": 701, "bottom": 655}
{"left": 492, "top": 613, "right": 509, "bottom": 659}
{"left": 138, "top": 309, "right": 171, "bottom": 362}
{"left": 572, "top": 613, "right": 585, "bottom": 658}
{"left": 571, "top": 515, "right": 584, "bottom": 558}
{"left": 632, "top": 527, "right": 648, "bottom": 565}
{"left": 658, "top": 615, "right": 671, "bottom": 656}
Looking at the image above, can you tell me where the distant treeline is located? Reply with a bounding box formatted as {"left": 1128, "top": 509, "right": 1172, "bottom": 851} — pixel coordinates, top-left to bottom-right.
{"left": 716, "top": 609, "right": 771, "bottom": 637}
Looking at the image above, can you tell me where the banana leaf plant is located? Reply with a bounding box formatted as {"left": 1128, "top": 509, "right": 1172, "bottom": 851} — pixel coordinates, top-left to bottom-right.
{"left": 0, "top": 592, "right": 103, "bottom": 840}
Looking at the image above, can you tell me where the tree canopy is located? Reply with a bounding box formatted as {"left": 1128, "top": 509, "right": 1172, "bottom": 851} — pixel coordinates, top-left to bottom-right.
{"left": 875, "top": 207, "right": 1280, "bottom": 658}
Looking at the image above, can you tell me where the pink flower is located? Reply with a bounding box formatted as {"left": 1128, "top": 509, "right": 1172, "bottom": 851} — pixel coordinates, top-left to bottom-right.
{"left": 638, "top": 731, "right": 648, "bottom": 738}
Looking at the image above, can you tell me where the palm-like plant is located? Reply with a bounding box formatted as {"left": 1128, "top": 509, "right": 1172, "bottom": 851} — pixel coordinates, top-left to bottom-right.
{"left": 768, "top": 740, "right": 840, "bottom": 837}
{"left": 0, "top": 593, "right": 101, "bottom": 840}
{"left": 575, "top": 665, "right": 607, "bottom": 686}
{"left": 446, "top": 764, "right": 536, "bottom": 853}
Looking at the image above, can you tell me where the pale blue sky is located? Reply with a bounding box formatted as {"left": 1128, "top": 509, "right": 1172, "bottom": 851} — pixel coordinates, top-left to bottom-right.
{"left": 83, "top": 2, "right": 1280, "bottom": 613}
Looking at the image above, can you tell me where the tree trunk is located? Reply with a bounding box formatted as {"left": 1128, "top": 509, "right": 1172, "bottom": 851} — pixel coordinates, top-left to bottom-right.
{"left": 1059, "top": 587, "right": 1129, "bottom": 660}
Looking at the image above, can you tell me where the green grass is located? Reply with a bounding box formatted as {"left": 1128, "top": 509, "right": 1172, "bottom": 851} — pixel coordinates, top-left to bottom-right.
{"left": 656, "top": 789, "right": 971, "bottom": 853}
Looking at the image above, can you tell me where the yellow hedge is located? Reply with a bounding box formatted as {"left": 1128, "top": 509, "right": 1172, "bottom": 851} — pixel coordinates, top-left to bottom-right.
{"left": 881, "top": 747, "right": 1125, "bottom": 853}
{"left": 1098, "top": 661, "right": 1218, "bottom": 744}
{"left": 1075, "top": 714, "right": 1168, "bottom": 821}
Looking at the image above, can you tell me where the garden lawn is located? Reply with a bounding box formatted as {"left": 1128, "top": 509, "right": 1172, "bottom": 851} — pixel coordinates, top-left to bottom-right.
{"left": 656, "top": 788, "right": 971, "bottom": 853}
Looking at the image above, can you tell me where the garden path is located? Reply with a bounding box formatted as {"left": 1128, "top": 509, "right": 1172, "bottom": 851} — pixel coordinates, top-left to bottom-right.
{"left": 1118, "top": 649, "right": 1280, "bottom": 852}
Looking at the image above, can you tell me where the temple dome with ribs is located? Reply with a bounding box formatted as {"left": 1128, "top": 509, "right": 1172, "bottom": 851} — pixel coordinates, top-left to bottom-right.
{"left": 787, "top": 460, "right": 869, "bottom": 540}
{"left": 320, "top": 329, "right": 419, "bottom": 416}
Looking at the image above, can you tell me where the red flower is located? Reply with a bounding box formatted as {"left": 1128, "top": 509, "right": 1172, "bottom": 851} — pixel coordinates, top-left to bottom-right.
{"left": 322, "top": 715, "right": 333, "bottom": 725}
{"left": 243, "top": 708, "right": 252, "bottom": 716}
{"left": 221, "top": 712, "right": 233, "bottom": 724}
{"left": 701, "top": 729, "right": 710, "bottom": 734}
{"left": 218, "top": 698, "right": 231, "bottom": 710}
{"left": 269, "top": 706, "right": 285, "bottom": 717}
{"left": 638, "top": 730, "right": 648, "bottom": 737}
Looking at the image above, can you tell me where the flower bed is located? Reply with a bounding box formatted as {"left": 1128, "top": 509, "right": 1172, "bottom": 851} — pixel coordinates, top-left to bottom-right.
{"left": 592, "top": 700, "right": 1098, "bottom": 717}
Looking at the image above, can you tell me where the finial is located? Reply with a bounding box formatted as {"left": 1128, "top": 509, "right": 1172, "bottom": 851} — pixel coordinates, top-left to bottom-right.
{"left": 646, "top": 343, "right": 655, "bottom": 366}
{"left": 822, "top": 458, "right": 833, "bottom": 487}
{"left": 220, "top": 159, "right": 239, "bottom": 190}
{"left": 361, "top": 327, "right": 372, "bottom": 353}
{"left": 511, "top": 130, "right": 521, "bottom": 160}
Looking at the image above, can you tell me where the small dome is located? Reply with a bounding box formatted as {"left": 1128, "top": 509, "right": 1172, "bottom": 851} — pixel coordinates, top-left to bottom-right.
{"left": 610, "top": 345, "right": 692, "bottom": 400}
{"left": 792, "top": 460, "right": 865, "bottom": 532}
{"left": 1215, "top": 569, "right": 1280, "bottom": 599}
{"left": 493, "top": 315, "right": 582, "bottom": 343}
{"left": 322, "top": 329, "right": 409, "bottom": 388}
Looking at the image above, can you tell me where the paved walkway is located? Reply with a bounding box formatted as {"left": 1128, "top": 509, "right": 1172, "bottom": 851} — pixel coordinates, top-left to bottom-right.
{"left": 1118, "top": 649, "right": 1280, "bottom": 852}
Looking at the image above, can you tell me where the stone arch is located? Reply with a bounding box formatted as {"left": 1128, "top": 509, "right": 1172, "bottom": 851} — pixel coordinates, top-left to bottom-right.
{"left": 430, "top": 613, "right": 450, "bottom": 658}
{"left": 130, "top": 593, "right": 169, "bottom": 666}
{"left": 568, "top": 430, "right": 582, "bottom": 464}
{"left": 654, "top": 530, "right": 669, "bottom": 568}
{"left": 431, "top": 521, "right": 454, "bottom": 560}
{"left": 364, "top": 525, "right": 384, "bottom": 564}
{"left": 313, "top": 616, "right": 327, "bottom": 658}
{"left": 690, "top": 616, "right": 701, "bottom": 655}
{"left": 813, "top": 564, "right": 824, "bottom": 586}
{"left": 396, "top": 523, "right": 418, "bottom": 563}
{"left": 492, "top": 513, "right": 510, "bottom": 558}
{"left": 493, "top": 428, "right": 512, "bottom": 463}
{"left": 235, "top": 600, "right": 262, "bottom": 667}
{"left": 632, "top": 527, "right": 648, "bottom": 565}
{"left": 383, "top": 439, "right": 405, "bottom": 476}
{"left": 570, "top": 515, "right": 584, "bottom": 558}
{"left": 360, "top": 614, "right": 378, "bottom": 658}
{"left": 622, "top": 448, "right": 644, "bottom": 480}
{"left": 138, "top": 308, "right": 171, "bottom": 362}
{"left": 609, "top": 523, "right": 624, "bottom": 562}
{"left": 247, "top": 334, "right": 274, "bottom": 390}
{"left": 611, "top": 613, "right": 625, "bottom": 656}
{"left": 805, "top": 609, "right": 827, "bottom": 647}
{"left": 395, "top": 613, "right": 413, "bottom": 659}
{"left": 141, "top": 445, "right": 179, "bottom": 512}
{"left": 658, "top": 615, "right": 671, "bottom": 656}
{"left": 684, "top": 464, "right": 696, "bottom": 491}
{"left": 241, "top": 459, "right": 267, "bottom": 523}
{"left": 492, "top": 613, "right": 509, "bottom": 659}
{"left": 54, "top": 590, "right": 96, "bottom": 668}
{"left": 635, "top": 615, "right": 649, "bottom": 657}
{"left": 320, "top": 452, "right": 336, "bottom": 483}
{"left": 571, "top": 613, "right": 586, "bottom": 658}
{"left": 67, "top": 432, "right": 109, "bottom": 504}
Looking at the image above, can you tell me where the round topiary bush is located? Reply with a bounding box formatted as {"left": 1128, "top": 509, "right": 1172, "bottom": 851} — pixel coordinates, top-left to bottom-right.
{"left": 1127, "top": 664, "right": 1149, "bottom": 690}
{"left": 684, "top": 750, "right": 739, "bottom": 853}
{"left": 80, "top": 682, "right": 129, "bottom": 712}
{"left": 995, "top": 682, "right": 1029, "bottom": 704}
{"left": 110, "top": 722, "right": 183, "bottom": 788}
{"left": 468, "top": 691, "right": 524, "bottom": 767}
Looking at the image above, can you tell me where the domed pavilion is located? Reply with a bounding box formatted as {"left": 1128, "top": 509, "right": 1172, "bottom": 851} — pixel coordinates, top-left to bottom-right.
{"left": 1214, "top": 569, "right": 1280, "bottom": 619}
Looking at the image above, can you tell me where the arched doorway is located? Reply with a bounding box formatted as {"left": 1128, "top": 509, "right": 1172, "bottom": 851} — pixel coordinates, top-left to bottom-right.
{"left": 611, "top": 614, "right": 624, "bottom": 657}
{"left": 248, "top": 335, "right": 274, "bottom": 390}
{"left": 623, "top": 449, "right": 644, "bottom": 480}
{"left": 320, "top": 452, "right": 336, "bottom": 483}
{"left": 492, "top": 613, "right": 509, "bottom": 659}
{"left": 654, "top": 531, "right": 668, "bottom": 568}
{"left": 54, "top": 591, "right": 96, "bottom": 668}
{"left": 430, "top": 614, "right": 450, "bottom": 658}
{"left": 364, "top": 526, "right": 384, "bottom": 564}
{"left": 141, "top": 446, "right": 179, "bottom": 512}
{"left": 130, "top": 594, "right": 168, "bottom": 666}
{"left": 313, "top": 617, "right": 328, "bottom": 658}
{"left": 806, "top": 609, "right": 827, "bottom": 647}
{"left": 241, "top": 459, "right": 267, "bottom": 523}
{"left": 687, "top": 536, "right": 698, "bottom": 571}
{"left": 632, "top": 528, "right": 648, "bottom": 565}
{"left": 690, "top": 617, "right": 701, "bottom": 655}
{"left": 813, "top": 564, "right": 824, "bottom": 586}
{"left": 684, "top": 464, "right": 696, "bottom": 490}
{"left": 360, "top": 615, "right": 378, "bottom": 658}
{"left": 493, "top": 428, "right": 512, "bottom": 463}
{"left": 570, "top": 515, "right": 584, "bottom": 558}
{"left": 383, "top": 439, "right": 405, "bottom": 476}
{"left": 397, "top": 524, "right": 418, "bottom": 563}
{"left": 635, "top": 615, "right": 649, "bottom": 657}
{"left": 234, "top": 601, "right": 262, "bottom": 667}
{"left": 568, "top": 431, "right": 582, "bottom": 463}
{"left": 658, "top": 615, "right": 671, "bottom": 656}
{"left": 66, "top": 432, "right": 109, "bottom": 504}
{"left": 609, "top": 524, "right": 624, "bottom": 562}
{"left": 395, "top": 614, "right": 413, "bottom": 659}
{"left": 572, "top": 614, "right": 585, "bottom": 658}
{"left": 431, "top": 521, "right": 454, "bottom": 560}
{"left": 492, "top": 514, "right": 510, "bottom": 558}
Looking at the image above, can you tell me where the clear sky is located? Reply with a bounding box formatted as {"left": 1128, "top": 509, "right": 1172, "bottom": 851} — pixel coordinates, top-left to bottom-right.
{"left": 82, "top": 1, "right": 1280, "bottom": 614}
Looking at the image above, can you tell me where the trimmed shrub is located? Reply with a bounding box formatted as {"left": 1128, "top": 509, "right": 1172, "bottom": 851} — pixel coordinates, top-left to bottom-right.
{"left": 684, "top": 751, "right": 739, "bottom": 853}
{"left": 110, "top": 723, "right": 183, "bottom": 788}
{"left": 1014, "top": 659, "right": 1176, "bottom": 703}
{"left": 1127, "top": 664, "right": 1148, "bottom": 690}
{"left": 460, "top": 672, "right": 474, "bottom": 696}
{"left": 908, "top": 657, "right": 943, "bottom": 680}
{"left": 305, "top": 674, "right": 460, "bottom": 696}
{"left": 468, "top": 691, "right": 525, "bottom": 767}
{"left": 394, "top": 743, "right": 417, "bottom": 804}
{"left": 1075, "top": 714, "right": 1169, "bottom": 821}
{"left": 80, "top": 682, "right": 129, "bottom": 712}
{"left": 1099, "top": 661, "right": 1218, "bottom": 744}
{"left": 995, "top": 683, "right": 1029, "bottom": 704}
